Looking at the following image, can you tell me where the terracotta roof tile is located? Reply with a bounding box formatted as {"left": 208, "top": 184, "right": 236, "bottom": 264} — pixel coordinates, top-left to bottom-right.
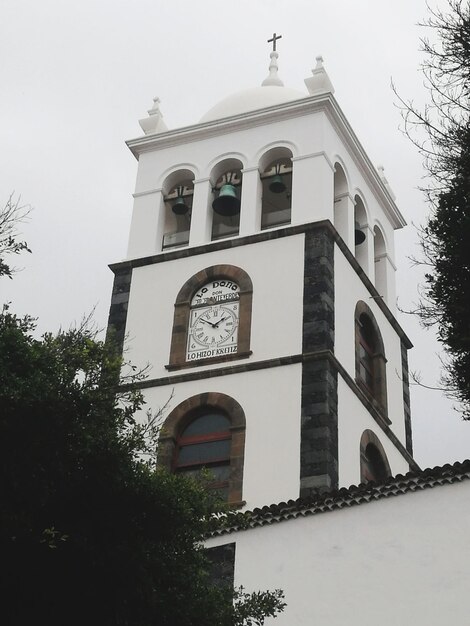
{"left": 209, "top": 460, "right": 470, "bottom": 537}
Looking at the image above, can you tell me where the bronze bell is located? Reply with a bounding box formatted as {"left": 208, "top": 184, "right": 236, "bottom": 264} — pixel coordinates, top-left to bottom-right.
{"left": 172, "top": 194, "right": 189, "bottom": 215}
{"left": 355, "top": 221, "right": 366, "bottom": 245}
{"left": 212, "top": 183, "right": 240, "bottom": 217}
{"left": 269, "top": 174, "right": 286, "bottom": 194}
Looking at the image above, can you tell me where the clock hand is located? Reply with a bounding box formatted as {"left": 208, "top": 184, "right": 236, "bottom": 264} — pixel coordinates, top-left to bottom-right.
{"left": 199, "top": 318, "right": 217, "bottom": 328}
{"left": 213, "top": 316, "right": 229, "bottom": 328}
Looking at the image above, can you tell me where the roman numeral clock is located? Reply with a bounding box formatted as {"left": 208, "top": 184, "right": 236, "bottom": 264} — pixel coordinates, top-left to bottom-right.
{"left": 187, "top": 280, "right": 240, "bottom": 361}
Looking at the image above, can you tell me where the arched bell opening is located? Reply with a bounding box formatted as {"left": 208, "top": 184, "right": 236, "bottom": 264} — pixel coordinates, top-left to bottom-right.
{"left": 161, "top": 170, "right": 195, "bottom": 250}
{"left": 354, "top": 194, "right": 369, "bottom": 272}
{"left": 333, "top": 162, "right": 350, "bottom": 244}
{"left": 259, "top": 148, "right": 293, "bottom": 230}
{"left": 210, "top": 159, "right": 243, "bottom": 241}
{"left": 373, "top": 225, "right": 388, "bottom": 300}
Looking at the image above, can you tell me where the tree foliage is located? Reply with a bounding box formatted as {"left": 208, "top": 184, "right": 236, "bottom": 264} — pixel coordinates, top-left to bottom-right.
{"left": 395, "top": 0, "right": 470, "bottom": 417}
{"left": 0, "top": 309, "right": 285, "bottom": 625}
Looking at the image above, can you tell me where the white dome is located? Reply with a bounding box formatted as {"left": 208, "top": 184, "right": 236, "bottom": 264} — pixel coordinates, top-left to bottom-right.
{"left": 200, "top": 85, "right": 306, "bottom": 123}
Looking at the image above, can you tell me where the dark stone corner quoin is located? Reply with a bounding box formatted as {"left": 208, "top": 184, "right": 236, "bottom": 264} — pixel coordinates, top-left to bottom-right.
{"left": 106, "top": 266, "right": 132, "bottom": 355}
{"left": 300, "top": 227, "right": 338, "bottom": 498}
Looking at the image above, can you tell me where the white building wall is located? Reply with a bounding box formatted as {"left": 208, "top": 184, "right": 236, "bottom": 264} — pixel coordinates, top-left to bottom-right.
{"left": 337, "top": 377, "right": 409, "bottom": 486}
{"left": 139, "top": 363, "right": 302, "bottom": 510}
{"left": 127, "top": 191, "right": 164, "bottom": 259}
{"left": 206, "top": 480, "right": 470, "bottom": 626}
{"left": 124, "top": 234, "right": 305, "bottom": 377}
{"left": 334, "top": 244, "right": 407, "bottom": 447}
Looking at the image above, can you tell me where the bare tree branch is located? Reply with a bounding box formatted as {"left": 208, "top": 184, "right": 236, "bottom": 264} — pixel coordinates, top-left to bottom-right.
{"left": 394, "top": 0, "right": 470, "bottom": 419}
{"left": 0, "top": 194, "right": 32, "bottom": 279}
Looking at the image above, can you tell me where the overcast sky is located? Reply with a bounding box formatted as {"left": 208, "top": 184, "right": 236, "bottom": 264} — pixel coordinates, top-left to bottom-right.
{"left": 1, "top": 0, "right": 468, "bottom": 469}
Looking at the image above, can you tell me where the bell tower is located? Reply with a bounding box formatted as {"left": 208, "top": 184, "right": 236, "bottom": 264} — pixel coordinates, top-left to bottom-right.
{"left": 108, "top": 42, "right": 417, "bottom": 509}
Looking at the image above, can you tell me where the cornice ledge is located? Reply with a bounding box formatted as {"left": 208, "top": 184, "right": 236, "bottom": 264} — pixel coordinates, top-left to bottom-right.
{"left": 292, "top": 151, "right": 335, "bottom": 172}
{"left": 126, "top": 94, "right": 406, "bottom": 233}
{"left": 125, "top": 94, "right": 334, "bottom": 158}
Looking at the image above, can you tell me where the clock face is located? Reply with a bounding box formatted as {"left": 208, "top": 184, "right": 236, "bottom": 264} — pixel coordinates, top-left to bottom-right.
{"left": 187, "top": 280, "right": 240, "bottom": 361}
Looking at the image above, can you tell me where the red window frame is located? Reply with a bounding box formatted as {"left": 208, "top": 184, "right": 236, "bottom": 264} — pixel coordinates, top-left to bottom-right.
{"left": 174, "top": 418, "right": 232, "bottom": 494}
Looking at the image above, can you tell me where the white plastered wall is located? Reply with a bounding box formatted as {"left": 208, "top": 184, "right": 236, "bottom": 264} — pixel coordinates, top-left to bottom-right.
{"left": 337, "top": 378, "right": 409, "bottom": 486}
{"left": 205, "top": 480, "right": 470, "bottom": 626}
{"left": 139, "top": 363, "right": 302, "bottom": 510}
{"left": 334, "top": 244, "right": 407, "bottom": 448}
{"left": 124, "top": 234, "right": 305, "bottom": 377}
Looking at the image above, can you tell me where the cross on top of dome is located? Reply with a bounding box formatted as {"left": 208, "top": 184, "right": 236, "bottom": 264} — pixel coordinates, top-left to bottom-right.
{"left": 267, "top": 33, "right": 282, "bottom": 52}
{"left": 262, "top": 32, "right": 284, "bottom": 87}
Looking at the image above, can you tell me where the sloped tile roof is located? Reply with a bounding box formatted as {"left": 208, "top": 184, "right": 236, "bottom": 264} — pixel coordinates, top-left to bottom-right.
{"left": 209, "top": 460, "right": 470, "bottom": 537}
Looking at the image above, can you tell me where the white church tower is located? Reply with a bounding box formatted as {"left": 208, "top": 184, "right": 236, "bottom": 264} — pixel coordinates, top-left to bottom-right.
{"left": 108, "top": 37, "right": 417, "bottom": 511}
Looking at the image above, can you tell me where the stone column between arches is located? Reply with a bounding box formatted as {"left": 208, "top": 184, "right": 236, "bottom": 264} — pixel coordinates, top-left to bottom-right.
{"left": 189, "top": 178, "right": 213, "bottom": 246}
{"left": 239, "top": 166, "right": 262, "bottom": 236}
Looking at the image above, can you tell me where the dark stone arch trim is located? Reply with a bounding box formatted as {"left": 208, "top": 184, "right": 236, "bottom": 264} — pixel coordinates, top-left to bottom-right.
{"left": 158, "top": 392, "right": 246, "bottom": 505}
{"left": 360, "top": 429, "right": 392, "bottom": 483}
{"left": 169, "top": 265, "right": 253, "bottom": 368}
{"left": 161, "top": 392, "right": 246, "bottom": 435}
{"left": 174, "top": 264, "right": 253, "bottom": 304}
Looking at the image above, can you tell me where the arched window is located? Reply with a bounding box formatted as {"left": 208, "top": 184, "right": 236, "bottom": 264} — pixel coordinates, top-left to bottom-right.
{"left": 174, "top": 412, "right": 232, "bottom": 499}
{"left": 355, "top": 301, "right": 388, "bottom": 417}
{"left": 168, "top": 265, "right": 253, "bottom": 369}
{"left": 158, "top": 393, "right": 246, "bottom": 505}
{"left": 360, "top": 430, "right": 391, "bottom": 483}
